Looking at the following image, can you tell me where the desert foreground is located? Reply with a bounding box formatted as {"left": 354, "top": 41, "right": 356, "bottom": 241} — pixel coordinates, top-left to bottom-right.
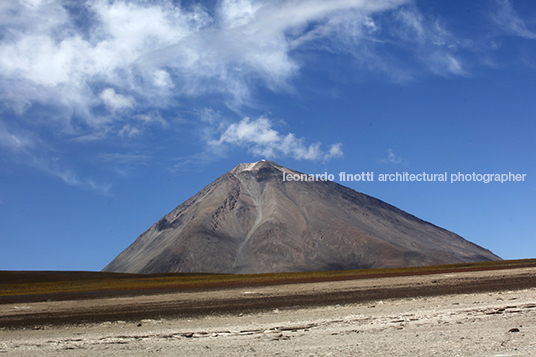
{"left": 1, "top": 265, "right": 536, "bottom": 356}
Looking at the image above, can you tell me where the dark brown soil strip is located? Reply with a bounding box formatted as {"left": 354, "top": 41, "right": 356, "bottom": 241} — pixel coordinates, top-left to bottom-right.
{"left": 3, "top": 261, "right": 536, "bottom": 305}
{"left": 1, "top": 272, "right": 535, "bottom": 329}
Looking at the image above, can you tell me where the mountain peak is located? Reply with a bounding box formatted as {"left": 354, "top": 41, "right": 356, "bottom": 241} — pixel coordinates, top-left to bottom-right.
{"left": 231, "top": 160, "right": 296, "bottom": 176}
{"left": 103, "top": 161, "right": 500, "bottom": 274}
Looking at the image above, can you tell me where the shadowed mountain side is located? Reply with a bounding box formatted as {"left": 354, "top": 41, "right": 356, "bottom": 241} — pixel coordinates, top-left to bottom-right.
{"left": 103, "top": 161, "right": 500, "bottom": 274}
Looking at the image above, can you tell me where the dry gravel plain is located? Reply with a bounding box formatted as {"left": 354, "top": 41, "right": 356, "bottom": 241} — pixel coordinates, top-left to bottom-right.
{"left": 1, "top": 266, "right": 536, "bottom": 356}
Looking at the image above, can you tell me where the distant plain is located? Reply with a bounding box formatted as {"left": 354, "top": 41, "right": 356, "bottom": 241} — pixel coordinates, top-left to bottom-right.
{"left": 1, "top": 259, "right": 536, "bottom": 328}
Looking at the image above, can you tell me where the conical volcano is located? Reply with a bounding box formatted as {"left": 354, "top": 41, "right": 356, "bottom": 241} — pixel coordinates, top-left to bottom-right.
{"left": 103, "top": 160, "right": 500, "bottom": 274}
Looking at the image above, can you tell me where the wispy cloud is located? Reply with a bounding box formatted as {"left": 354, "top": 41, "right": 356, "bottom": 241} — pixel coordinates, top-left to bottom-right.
{"left": 213, "top": 116, "right": 343, "bottom": 161}
{"left": 1, "top": 0, "right": 530, "bottom": 134}
{"left": 2, "top": 0, "right": 526, "bottom": 190}
{"left": 31, "top": 154, "right": 112, "bottom": 195}
{"left": 0, "top": 120, "right": 36, "bottom": 152}
{"left": 0, "top": 0, "right": 417, "bottom": 134}
{"left": 380, "top": 149, "right": 402, "bottom": 164}
{"left": 96, "top": 152, "right": 153, "bottom": 178}
{"left": 491, "top": 0, "right": 536, "bottom": 39}
{"left": 98, "top": 152, "right": 151, "bottom": 164}
{"left": 391, "top": 7, "right": 466, "bottom": 76}
{"left": 0, "top": 118, "right": 111, "bottom": 194}
{"left": 33, "top": 160, "right": 112, "bottom": 195}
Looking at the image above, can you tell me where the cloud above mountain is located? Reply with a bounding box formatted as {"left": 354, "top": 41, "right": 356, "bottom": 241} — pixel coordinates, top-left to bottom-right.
{"left": 2, "top": 0, "right": 457, "bottom": 134}
{"left": 214, "top": 116, "right": 343, "bottom": 161}
{"left": 1, "top": 0, "right": 535, "bottom": 190}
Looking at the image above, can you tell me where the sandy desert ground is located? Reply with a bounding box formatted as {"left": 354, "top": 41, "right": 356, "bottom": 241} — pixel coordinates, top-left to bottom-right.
{"left": 1, "top": 266, "right": 536, "bottom": 356}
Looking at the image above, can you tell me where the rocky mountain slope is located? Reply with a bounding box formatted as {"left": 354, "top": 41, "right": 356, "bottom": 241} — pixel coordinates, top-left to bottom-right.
{"left": 103, "top": 160, "right": 500, "bottom": 274}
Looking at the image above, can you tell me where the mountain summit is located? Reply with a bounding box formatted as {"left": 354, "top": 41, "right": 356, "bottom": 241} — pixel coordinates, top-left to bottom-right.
{"left": 103, "top": 160, "right": 500, "bottom": 274}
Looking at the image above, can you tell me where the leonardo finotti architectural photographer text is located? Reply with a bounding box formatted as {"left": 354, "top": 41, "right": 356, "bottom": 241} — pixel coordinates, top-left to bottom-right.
{"left": 282, "top": 172, "right": 527, "bottom": 183}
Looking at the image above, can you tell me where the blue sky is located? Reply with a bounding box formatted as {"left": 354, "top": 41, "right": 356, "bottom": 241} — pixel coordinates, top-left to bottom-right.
{"left": 1, "top": 0, "right": 535, "bottom": 271}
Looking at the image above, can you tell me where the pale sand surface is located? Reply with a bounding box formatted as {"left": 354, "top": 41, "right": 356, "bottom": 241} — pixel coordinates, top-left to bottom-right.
{"left": 1, "top": 268, "right": 536, "bottom": 356}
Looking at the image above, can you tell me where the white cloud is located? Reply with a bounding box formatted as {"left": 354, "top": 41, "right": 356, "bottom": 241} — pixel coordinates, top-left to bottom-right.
{"left": 152, "top": 70, "right": 174, "bottom": 89}
{"left": 19, "top": 0, "right": 53, "bottom": 9}
{"left": 0, "top": 0, "right": 476, "bottom": 171}
{"left": 219, "top": 116, "right": 278, "bottom": 146}
{"left": 99, "top": 88, "right": 135, "bottom": 112}
{"left": 0, "top": 0, "right": 416, "bottom": 131}
{"left": 118, "top": 124, "right": 140, "bottom": 138}
{"left": 325, "top": 143, "right": 344, "bottom": 161}
{"left": 279, "top": 134, "right": 322, "bottom": 161}
{"left": 219, "top": 0, "right": 259, "bottom": 28}
{"left": 0, "top": 0, "right": 494, "bottom": 189}
{"left": 380, "top": 149, "right": 402, "bottom": 164}
{"left": 214, "top": 116, "right": 342, "bottom": 161}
